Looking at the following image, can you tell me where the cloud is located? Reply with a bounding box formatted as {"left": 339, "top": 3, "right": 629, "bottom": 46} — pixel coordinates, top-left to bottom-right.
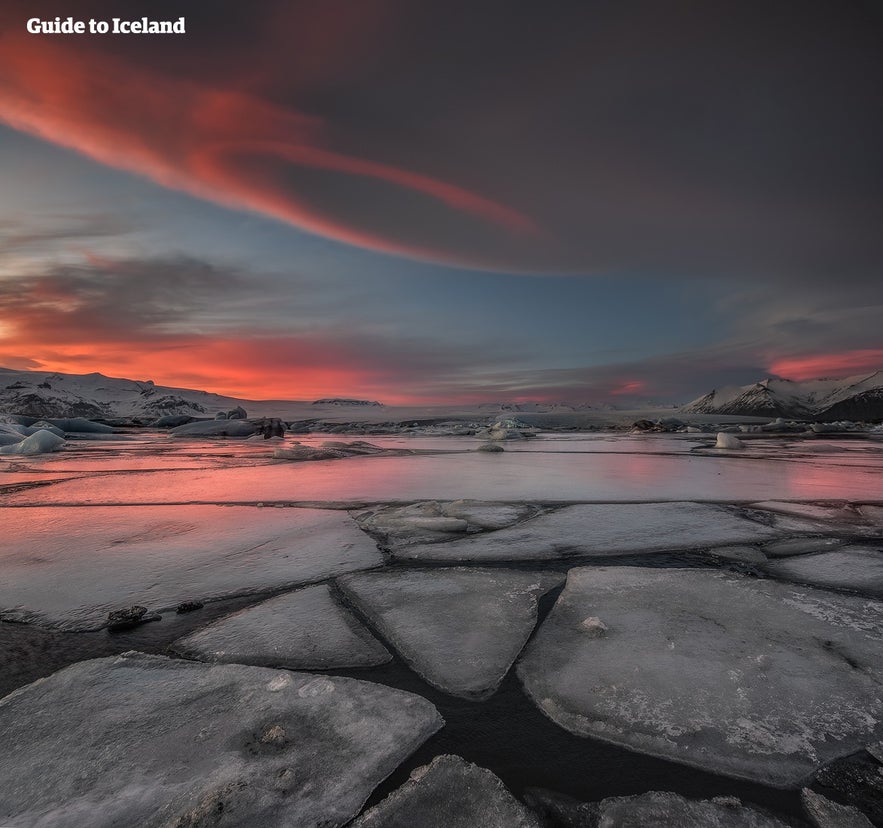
{"left": 1, "top": 1, "right": 880, "bottom": 278}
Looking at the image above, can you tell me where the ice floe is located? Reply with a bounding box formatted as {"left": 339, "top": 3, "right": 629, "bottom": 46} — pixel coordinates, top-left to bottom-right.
{"left": 0, "top": 652, "right": 442, "bottom": 827}
{"left": 338, "top": 567, "right": 563, "bottom": 699}
{"left": 394, "top": 503, "right": 780, "bottom": 562}
{"left": 351, "top": 755, "right": 540, "bottom": 828}
{"left": 517, "top": 566, "right": 883, "bottom": 786}
{"left": 0, "top": 505, "right": 382, "bottom": 630}
{"left": 172, "top": 583, "right": 390, "bottom": 669}
{"left": 764, "top": 547, "right": 883, "bottom": 598}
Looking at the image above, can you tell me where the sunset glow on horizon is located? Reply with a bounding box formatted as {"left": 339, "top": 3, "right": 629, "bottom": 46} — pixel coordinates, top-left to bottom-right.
{"left": 1, "top": 1, "right": 880, "bottom": 404}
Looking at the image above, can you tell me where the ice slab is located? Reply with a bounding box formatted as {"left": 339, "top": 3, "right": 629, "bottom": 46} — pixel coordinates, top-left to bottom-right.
{"left": 763, "top": 548, "right": 883, "bottom": 598}
{"left": 172, "top": 584, "right": 390, "bottom": 669}
{"left": 0, "top": 505, "right": 382, "bottom": 630}
{"left": 351, "top": 755, "right": 540, "bottom": 828}
{"left": 517, "top": 567, "right": 883, "bottom": 786}
{"left": 395, "top": 503, "right": 780, "bottom": 562}
{"left": 800, "top": 788, "right": 874, "bottom": 828}
{"left": 750, "top": 502, "right": 877, "bottom": 533}
{"left": 594, "top": 791, "right": 791, "bottom": 827}
{"left": 338, "top": 568, "right": 563, "bottom": 699}
{"left": 763, "top": 537, "right": 844, "bottom": 558}
{"left": 706, "top": 545, "right": 768, "bottom": 564}
{"left": 0, "top": 652, "right": 442, "bottom": 828}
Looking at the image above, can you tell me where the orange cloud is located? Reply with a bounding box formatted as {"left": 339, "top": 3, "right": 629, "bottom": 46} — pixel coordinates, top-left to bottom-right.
{"left": 768, "top": 350, "right": 883, "bottom": 380}
{"left": 0, "top": 33, "right": 538, "bottom": 264}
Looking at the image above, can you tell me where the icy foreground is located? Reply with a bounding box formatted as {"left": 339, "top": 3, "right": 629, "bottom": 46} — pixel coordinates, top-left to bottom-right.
{"left": 517, "top": 567, "right": 883, "bottom": 786}
{"left": 338, "top": 568, "right": 563, "bottom": 699}
{"left": 396, "top": 502, "right": 780, "bottom": 562}
{"left": 352, "top": 755, "right": 541, "bottom": 827}
{"left": 0, "top": 652, "right": 443, "bottom": 828}
{"left": 0, "top": 506, "right": 382, "bottom": 630}
{"left": 172, "top": 583, "right": 391, "bottom": 669}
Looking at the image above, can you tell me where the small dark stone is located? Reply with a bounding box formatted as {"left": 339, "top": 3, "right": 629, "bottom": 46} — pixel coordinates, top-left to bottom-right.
{"left": 176, "top": 601, "right": 205, "bottom": 614}
{"left": 107, "top": 605, "right": 160, "bottom": 631}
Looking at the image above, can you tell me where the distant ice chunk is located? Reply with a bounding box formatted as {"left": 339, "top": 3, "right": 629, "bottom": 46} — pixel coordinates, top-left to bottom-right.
{"left": 338, "top": 568, "right": 563, "bottom": 699}
{"left": 764, "top": 547, "right": 883, "bottom": 597}
{"left": 716, "top": 432, "right": 745, "bottom": 449}
{"left": 0, "top": 506, "right": 382, "bottom": 630}
{"left": 0, "top": 429, "right": 65, "bottom": 455}
{"left": 751, "top": 501, "right": 870, "bottom": 527}
{"left": 170, "top": 419, "right": 258, "bottom": 437}
{"left": 395, "top": 503, "right": 780, "bottom": 562}
{"left": 517, "top": 566, "right": 883, "bottom": 786}
{"left": 172, "top": 584, "right": 390, "bottom": 669}
{"left": 47, "top": 417, "right": 113, "bottom": 433}
{"left": 0, "top": 653, "right": 442, "bottom": 828}
{"left": 351, "top": 755, "right": 540, "bottom": 828}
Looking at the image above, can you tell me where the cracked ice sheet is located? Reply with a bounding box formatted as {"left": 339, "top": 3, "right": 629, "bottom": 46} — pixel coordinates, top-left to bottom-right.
{"left": 395, "top": 503, "right": 780, "bottom": 562}
{"left": 517, "top": 567, "right": 883, "bottom": 787}
{"left": 764, "top": 547, "right": 883, "bottom": 598}
{"left": 0, "top": 505, "right": 382, "bottom": 631}
{"left": 338, "top": 568, "right": 563, "bottom": 699}
{"left": 0, "top": 653, "right": 442, "bottom": 828}
{"left": 172, "top": 584, "right": 391, "bottom": 670}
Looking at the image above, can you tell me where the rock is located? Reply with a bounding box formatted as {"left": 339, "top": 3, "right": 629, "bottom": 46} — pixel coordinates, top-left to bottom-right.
{"left": 338, "top": 568, "right": 563, "bottom": 699}
{"left": 175, "top": 600, "right": 204, "bottom": 614}
{"left": 580, "top": 616, "right": 608, "bottom": 637}
{"left": 350, "top": 755, "right": 541, "bottom": 827}
{"left": 0, "top": 653, "right": 443, "bottom": 827}
{"left": 395, "top": 503, "right": 779, "bottom": 563}
{"left": 106, "top": 605, "right": 160, "bottom": 631}
{"left": 477, "top": 442, "right": 504, "bottom": 452}
{"left": 172, "top": 584, "right": 390, "bottom": 670}
{"left": 763, "top": 548, "right": 883, "bottom": 598}
{"left": 800, "top": 788, "right": 874, "bottom": 828}
{"left": 0, "top": 505, "right": 382, "bottom": 631}
{"left": 716, "top": 432, "right": 745, "bottom": 449}
{"left": 517, "top": 566, "right": 883, "bottom": 786}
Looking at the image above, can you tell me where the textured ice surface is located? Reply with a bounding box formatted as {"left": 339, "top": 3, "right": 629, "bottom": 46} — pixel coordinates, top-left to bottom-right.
{"left": 351, "top": 755, "right": 540, "bottom": 828}
{"left": 764, "top": 548, "right": 883, "bottom": 597}
{"left": 338, "top": 568, "right": 563, "bottom": 699}
{"left": 395, "top": 503, "right": 780, "bottom": 562}
{"left": 751, "top": 502, "right": 876, "bottom": 533}
{"left": 763, "top": 537, "right": 844, "bottom": 558}
{"left": 172, "top": 584, "right": 390, "bottom": 669}
{"left": 517, "top": 567, "right": 883, "bottom": 786}
{"left": 594, "top": 791, "right": 791, "bottom": 827}
{"left": 706, "top": 545, "right": 768, "bottom": 564}
{"left": 800, "top": 788, "right": 874, "bottom": 828}
{"left": 0, "top": 505, "right": 382, "bottom": 630}
{"left": 0, "top": 652, "right": 442, "bottom": 828}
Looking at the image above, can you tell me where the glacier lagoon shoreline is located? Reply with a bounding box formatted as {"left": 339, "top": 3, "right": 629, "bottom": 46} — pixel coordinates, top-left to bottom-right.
{"left": 1, "top": 430, "right": 882, "bottom": 825}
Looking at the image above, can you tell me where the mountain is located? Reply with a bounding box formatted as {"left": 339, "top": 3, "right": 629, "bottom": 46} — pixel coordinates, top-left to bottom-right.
{"left": 0, "top": 368, "right": 256, "bottom": 420}
{"left": 681, "top": 372, "right": 883, "bottom": 421}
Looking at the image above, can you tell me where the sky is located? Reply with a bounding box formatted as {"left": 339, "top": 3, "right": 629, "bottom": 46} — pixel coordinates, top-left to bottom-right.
{"left": 0, "top": 0, "right": 881, "bottom": 404}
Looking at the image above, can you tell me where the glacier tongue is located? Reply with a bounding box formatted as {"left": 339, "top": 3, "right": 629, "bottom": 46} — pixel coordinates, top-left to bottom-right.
{"left": 516, "top": 566, "right": 883, "bottom": 787}
{"left": 0, "top": 652, "right": 443, "bottom": 828}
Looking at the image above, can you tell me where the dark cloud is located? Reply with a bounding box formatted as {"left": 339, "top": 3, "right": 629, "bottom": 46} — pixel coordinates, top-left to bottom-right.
{"left": 1, "top": 0, "right": 880, "bottom": 279}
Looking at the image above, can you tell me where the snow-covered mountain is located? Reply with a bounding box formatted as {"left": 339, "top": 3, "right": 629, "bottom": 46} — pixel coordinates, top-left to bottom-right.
{"left": 681, "top": 372, "right": 883, "bottom": 421}
{"left": 0, "top": 368, "right": 255, "bottom": 420}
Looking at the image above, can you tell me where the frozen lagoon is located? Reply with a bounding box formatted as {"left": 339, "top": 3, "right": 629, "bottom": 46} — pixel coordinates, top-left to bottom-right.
{"left": 1, "top": 429, "right": 883, "bottom": 825}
